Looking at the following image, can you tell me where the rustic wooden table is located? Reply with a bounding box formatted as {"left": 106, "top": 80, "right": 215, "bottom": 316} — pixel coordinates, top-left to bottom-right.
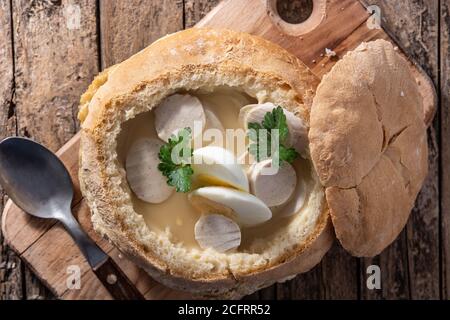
{"left": 0, "top": 0, "right": 448, "bottom": 300}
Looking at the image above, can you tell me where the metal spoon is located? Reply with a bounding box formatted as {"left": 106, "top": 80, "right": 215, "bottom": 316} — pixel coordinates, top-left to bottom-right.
{"left": 0, "top": 137, "right": 144, "bottom": 300}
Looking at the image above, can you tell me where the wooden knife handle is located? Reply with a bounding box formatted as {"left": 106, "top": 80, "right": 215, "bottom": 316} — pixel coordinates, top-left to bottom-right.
{"left": 93, "top": 257, "right": 145, "bottom": 300}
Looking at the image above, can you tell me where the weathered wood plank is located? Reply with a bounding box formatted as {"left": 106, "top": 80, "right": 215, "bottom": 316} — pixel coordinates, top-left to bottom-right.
{"left": 0, "top": 0, "right": 22, "bottom": 300}
{"left": 99, "top": 0, "right": 184, "bottom": 69}
{"left": 441, "top": 0, "right": 450, "bottom": 300}
{"left": 276, "top": 244, "right": 358, "bottom": 300}
{"left": 360, "top": 232, "right": 410, "bottom": 299}
{"left": 0, "top": 0, "right": 16, "bottom": 138}
{"left": 184, "top": 0, "right": 221, "bottom": 28}
{"left": 359, "top": 0, "right": 440, "bottom": 300}
{"left": 13, "top": 0, "right": 98, "bottom": 150}
{"left": 23, "top": 268, "right": 51, "bottom": 300}
{"left": 280, "top": 265, "right": 323, "bottom": 300}
{"left": 407, "top": 125, "right": 440, "bottom": 299}
{"left": 320, "top": 244, "right": 358, "bottom": 299}
{"left": 11, "top": 0, "right": 99, "bottom": 299}
{"left": 0, "top": 237, "right": 23, "bottom": 300}
{"left": 258, "top": 285, "right": 277, "bottom": 300}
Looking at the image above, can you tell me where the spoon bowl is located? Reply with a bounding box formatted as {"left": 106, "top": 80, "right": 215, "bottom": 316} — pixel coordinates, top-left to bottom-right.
{"left": 0, "top": 137, "right": 105, "bottom": 267}
{"left": 0, "top": 137, "right": 73, "bottom": 220}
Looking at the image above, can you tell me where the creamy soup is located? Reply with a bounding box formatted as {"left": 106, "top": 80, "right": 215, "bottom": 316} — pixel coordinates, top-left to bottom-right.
{"left": 117, "top": 88, "right": 316, "bottom": 251}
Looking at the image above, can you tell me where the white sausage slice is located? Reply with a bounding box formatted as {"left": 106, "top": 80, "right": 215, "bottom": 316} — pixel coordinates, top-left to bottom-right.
{"left": 239, "top": 102, "right": 308, "bottom": 154}
{"left": 188, "top": 186, "right": 272, "bottom": 227}
{"left": 204, "top": 109, "right": 225, "bottom": 132}
{"left": 202, "top": 109, "right": 225, "bottom": 148}
{"left": 249, "top": 159, "right": 297, "bottom": 207}
{"left": 154, "top": 94, "right": 206, "bottom": 142}
{"left": 194, "top": 214, "right": 241, "bottom": 252}
{"left": 126, "top": 138, "right": 173, "bottom": 203}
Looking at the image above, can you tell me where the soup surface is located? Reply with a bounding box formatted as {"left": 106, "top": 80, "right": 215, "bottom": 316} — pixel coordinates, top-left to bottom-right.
{"left": 117, "top": 88, "right": 315, "bottom": 251}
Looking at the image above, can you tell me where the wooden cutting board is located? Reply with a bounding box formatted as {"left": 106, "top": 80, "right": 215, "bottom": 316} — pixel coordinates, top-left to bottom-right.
{"left": 1, "top": 0, "right": 437, "bottom": 300}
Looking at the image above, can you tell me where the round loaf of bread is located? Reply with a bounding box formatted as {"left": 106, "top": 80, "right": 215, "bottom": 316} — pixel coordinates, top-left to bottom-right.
{"left": 309, "top": 40, "right": 428, "bottom": 257}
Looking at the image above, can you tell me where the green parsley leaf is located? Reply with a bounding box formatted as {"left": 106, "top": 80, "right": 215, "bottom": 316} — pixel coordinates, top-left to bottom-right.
{"left": 168, "top": 166, "right": 194, "bottom": 193}
{"left": 247, "top": 106, "right": 298, "bottom": 165}
{"left": 248, "top": 142, "right": 261, "bottom": 162}
{"left": 279, "top": 144, "right": 299, "bottom": 164}
{"left": 247, "top": 122, "right": 262, "bottom": 142}
{"left": 158, "top": 128, "right": 194, "bottom": 193}
{"left": 247, "top": 123, "right": 270, "bottom": 162}
{"left": 262, "top": 106, "right": 289, "bottom": 143}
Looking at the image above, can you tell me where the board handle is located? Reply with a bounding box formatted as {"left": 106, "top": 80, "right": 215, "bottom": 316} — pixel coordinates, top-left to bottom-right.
{"left": 93, "top": 257, "right": 145, "bottom": 300}
{"left": 61, "top": 213, "right": 145, "bottom": 300}
{"left": 265, "top": 0, "right": 327, "bottom": 36}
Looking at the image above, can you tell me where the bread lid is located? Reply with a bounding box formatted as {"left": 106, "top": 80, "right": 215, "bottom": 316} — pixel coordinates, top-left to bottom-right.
{"left": 309, "top": 40, "right": 428, "bottom": 257}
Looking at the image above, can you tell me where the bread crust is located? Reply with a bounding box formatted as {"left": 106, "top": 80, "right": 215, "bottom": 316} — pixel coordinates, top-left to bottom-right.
{"left": 79, "top": 28, "right": 332, "bottom": 298}
{"left": 309, "top": 40, "right": 428, "bottom": 257}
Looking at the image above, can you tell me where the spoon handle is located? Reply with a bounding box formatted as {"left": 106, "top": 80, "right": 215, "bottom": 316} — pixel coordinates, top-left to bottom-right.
{"left": 61, "top": 213, "right": 108, "bottom": 267}
{"left": 61, "top": 214, "right": 145, "bottom": 300}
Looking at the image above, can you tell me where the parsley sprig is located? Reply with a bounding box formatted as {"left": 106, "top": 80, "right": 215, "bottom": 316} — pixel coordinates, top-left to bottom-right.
{"left": 158, "top": 128, "right": 193, "bottom": 193}
{"left": 247, "top": 106, "right": 299, "bottom": 166}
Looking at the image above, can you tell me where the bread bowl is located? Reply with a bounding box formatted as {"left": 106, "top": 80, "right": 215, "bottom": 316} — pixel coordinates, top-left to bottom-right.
{"left": 77, "top": 28, "right": 428, "bottom": 298}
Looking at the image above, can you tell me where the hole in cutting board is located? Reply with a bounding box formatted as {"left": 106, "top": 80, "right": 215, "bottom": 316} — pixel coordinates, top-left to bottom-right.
{"left": 276, "top": 0, "right": 313, "bottom": 24}
{"left": 266, "top": 0, "right": 326, "bottom": 36}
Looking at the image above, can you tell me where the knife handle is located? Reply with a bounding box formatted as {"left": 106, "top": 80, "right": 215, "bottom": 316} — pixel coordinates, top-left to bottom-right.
{"left": 93, "top": 256, "right": 145, "bottom": 300}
